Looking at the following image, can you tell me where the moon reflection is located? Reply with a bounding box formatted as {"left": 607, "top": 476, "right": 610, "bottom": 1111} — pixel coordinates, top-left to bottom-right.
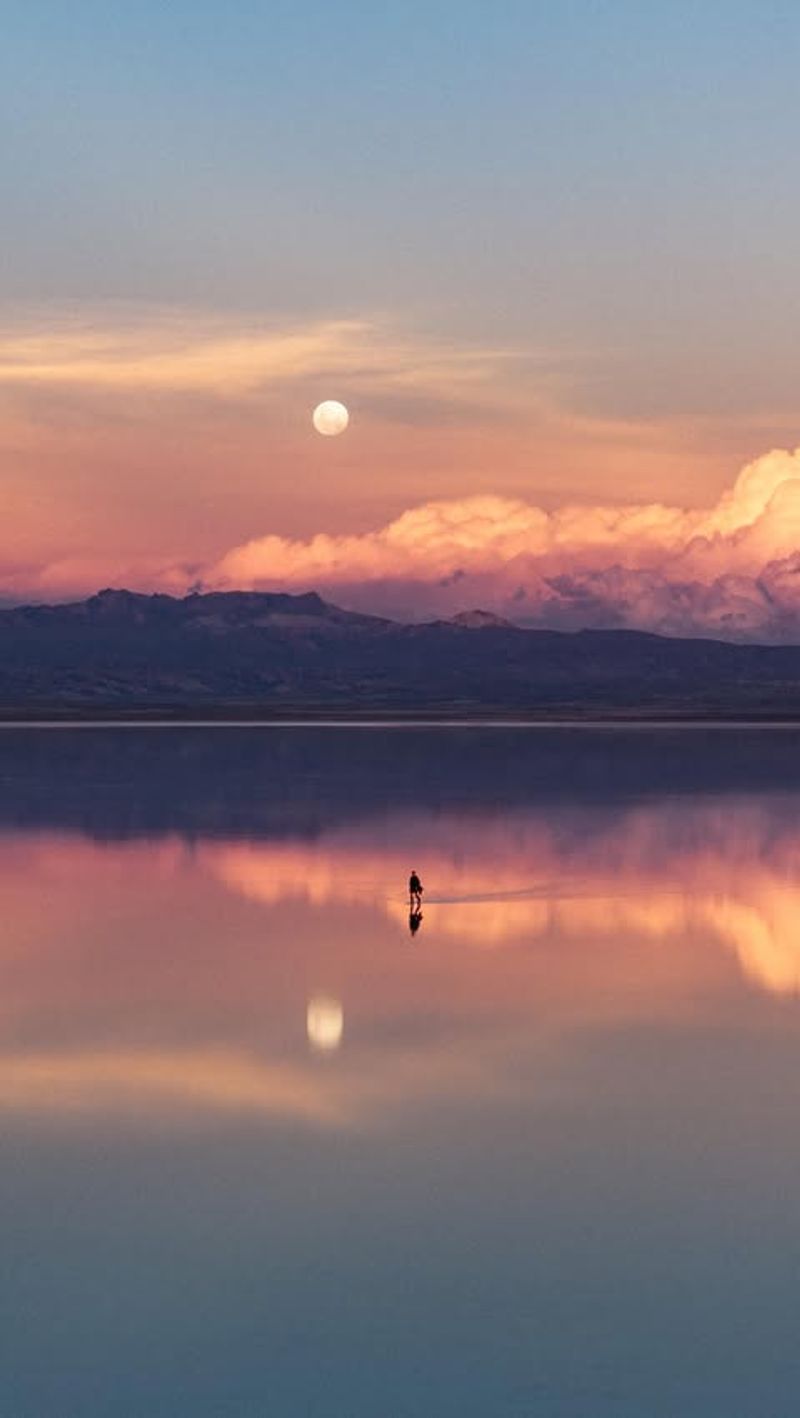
{"left": 306, "top": 995, "right": 344, "bottom": 1052}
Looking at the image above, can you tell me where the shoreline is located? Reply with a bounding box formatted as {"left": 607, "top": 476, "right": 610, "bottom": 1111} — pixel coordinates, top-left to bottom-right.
{"left": 2, "top": 714, "right": 800, "bottom": 729}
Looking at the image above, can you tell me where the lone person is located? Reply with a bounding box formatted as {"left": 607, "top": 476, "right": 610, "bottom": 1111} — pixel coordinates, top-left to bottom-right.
{"left": 409, "top": 870, "right": 423, "bottom": 910}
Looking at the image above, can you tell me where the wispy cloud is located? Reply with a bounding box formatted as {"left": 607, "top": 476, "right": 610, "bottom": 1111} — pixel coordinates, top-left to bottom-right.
{"left": 0, "top": 305, "right": 522, "bottom": 406}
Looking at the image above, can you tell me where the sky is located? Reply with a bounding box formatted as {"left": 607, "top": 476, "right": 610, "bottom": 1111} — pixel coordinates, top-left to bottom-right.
{"left": 3, "top": 0, "right": 800, "bottom": 636}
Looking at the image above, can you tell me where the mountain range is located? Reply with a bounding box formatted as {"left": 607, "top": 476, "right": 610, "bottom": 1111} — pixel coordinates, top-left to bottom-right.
{"left": 3, "top": 587, "right": 800, "bottom": 717}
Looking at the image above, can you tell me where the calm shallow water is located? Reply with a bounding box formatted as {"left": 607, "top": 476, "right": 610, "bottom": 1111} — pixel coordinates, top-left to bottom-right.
{"left": 3, "top": 726, "right": 800, "bottom": 1416}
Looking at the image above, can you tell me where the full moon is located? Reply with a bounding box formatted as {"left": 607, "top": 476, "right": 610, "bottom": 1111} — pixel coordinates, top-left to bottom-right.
{"left": 312, "top": 400, "right": 350, "bottom": 437}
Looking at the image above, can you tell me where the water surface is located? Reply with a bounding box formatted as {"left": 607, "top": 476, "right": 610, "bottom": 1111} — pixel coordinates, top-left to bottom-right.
{"left": 3, "top": 727, "right": 800, "bottom": 1417}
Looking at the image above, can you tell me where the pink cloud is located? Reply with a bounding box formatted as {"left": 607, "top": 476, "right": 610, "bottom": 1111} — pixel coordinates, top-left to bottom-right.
{"left": 204, "top": 448, "right": 800, "bottom": 640}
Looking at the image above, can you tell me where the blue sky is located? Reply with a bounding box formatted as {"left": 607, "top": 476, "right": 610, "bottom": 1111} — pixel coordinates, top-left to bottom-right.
{"left": 4, "top": 0, "right": 799, "bottom": 360}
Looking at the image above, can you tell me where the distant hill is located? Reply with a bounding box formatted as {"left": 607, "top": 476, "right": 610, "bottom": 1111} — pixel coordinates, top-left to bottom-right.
{"left": 446, "top": 609, "right": 517, "bottom": 630}
{"left": 4, "top": 587, "right": 800, "bottom": 717}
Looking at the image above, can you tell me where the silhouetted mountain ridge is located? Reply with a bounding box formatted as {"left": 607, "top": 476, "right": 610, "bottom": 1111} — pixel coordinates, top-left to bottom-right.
{"left": 3, "top": 588, "right": 800, "bottom": 717}
{"left": 446, "top": 609, "right": 518, "bottom": 630}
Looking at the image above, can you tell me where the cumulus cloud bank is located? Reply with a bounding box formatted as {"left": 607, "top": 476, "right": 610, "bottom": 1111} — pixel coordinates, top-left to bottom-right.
{"left": 209, "top": 448, "right": 800, "bottom": 641}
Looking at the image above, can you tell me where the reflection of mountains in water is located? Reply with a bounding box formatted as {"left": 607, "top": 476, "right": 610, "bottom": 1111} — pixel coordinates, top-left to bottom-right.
{"left": 4, "top": 724, "right": 800, "bottom": 839}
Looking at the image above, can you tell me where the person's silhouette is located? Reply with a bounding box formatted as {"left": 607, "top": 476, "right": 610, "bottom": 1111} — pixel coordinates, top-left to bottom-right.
{"left": 408, "top": 907, "right": 423, "bottom": 936}
{"left": 409, "top": 870, "right": 423, "bottom": 910}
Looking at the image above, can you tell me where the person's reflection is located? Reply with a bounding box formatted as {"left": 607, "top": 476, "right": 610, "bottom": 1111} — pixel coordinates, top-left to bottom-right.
{"left": 409, "top": 907, "right": 423, "bottom": 937}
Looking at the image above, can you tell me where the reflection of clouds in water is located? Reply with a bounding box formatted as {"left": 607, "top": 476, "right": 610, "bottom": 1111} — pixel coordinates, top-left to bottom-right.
{"left": 386, "top": 892, "right": 691, "bottom": 949}
{"left": 0, "top": 1040, "right": 501, "bottom": 1127}
{"left": 202, "top": 807, "right": 800, "bottom": 996}
{"left": 0, "top": 1049, "right": 345, "bottom": 1124}
{"left": 413, "top": 890, "right": 800, "bottom": 996}
{"left": 3, "top": 802, "right": 800, "bottom": 1131}
{"left": 703, "top": 889, "right": 800, "bottom": 996}
{"left": 211, "top": 844, "right": 373, "bottom": 907}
